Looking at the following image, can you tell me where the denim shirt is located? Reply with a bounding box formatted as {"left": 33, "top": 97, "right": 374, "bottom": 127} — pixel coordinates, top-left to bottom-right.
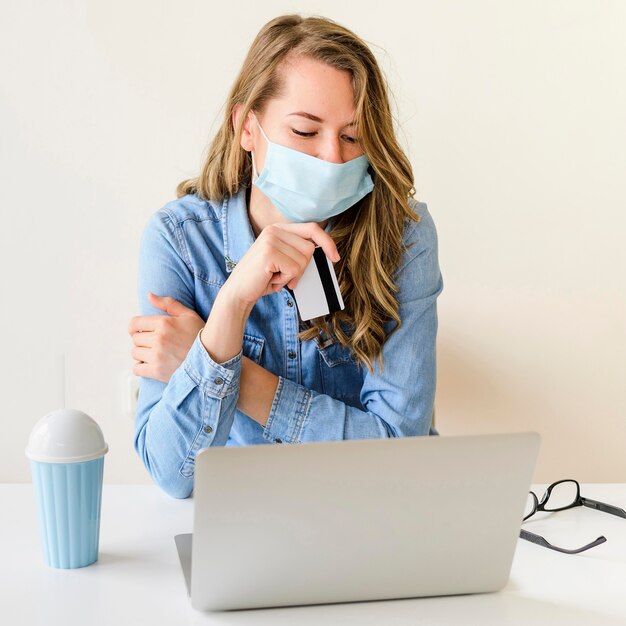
{"left": 134, "top": 186, "right": 444, "bottom": 498}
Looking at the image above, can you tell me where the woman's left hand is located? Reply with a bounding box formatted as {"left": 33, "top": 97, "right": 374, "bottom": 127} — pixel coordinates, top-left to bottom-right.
{"left": 128, "top": 293, "right": 205, "bottom": 383}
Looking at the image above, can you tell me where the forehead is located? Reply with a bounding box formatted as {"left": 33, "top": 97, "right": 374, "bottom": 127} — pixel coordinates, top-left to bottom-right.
{"left": 269, "top": 55, "right": 357, "bottom": 123}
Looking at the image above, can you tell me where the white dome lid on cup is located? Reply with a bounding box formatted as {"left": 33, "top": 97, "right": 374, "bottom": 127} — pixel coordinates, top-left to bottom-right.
{"left": 25, "top": 408, "right": 109, "bottom": 464}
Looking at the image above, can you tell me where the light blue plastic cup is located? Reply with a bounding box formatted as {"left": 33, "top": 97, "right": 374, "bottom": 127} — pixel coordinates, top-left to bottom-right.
{"left": 26, "top": 409, "right": 108, "bottom": 569}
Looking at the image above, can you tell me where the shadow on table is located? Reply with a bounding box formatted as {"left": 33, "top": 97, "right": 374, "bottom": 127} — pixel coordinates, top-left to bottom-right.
{"left": 94, "top": 552, "right": 135, "bottom": 566}
{"left": 189, "top": 592, "right": 626, "bottom": 626}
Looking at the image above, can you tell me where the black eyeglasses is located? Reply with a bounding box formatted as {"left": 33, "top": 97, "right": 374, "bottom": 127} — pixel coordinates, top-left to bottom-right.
{"left": 520, "top": 479, "right": 626, "bottom": 554}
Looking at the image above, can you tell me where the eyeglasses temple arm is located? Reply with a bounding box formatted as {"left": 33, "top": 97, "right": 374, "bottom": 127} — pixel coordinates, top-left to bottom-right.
{"left": 582, "top": 498, "right": 626, "bottom": 519}
{"left": 519, "top": 529, "right": 607, "bottom": 554}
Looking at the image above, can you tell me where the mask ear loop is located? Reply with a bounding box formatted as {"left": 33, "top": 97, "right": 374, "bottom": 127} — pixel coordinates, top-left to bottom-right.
{"left": 249, "top": 111, "right": 269, "bottom": 181}
{"left": 251, "top": 151, "right": 260, "bottom": 181}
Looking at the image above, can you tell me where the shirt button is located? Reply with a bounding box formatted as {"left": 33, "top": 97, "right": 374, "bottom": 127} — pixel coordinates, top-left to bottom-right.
{"left": 287, "top": 300, "right": 294, "bottom": 307}
{"left": 204, "top": 425, "right": 213, "bottom": 434}
{"left": 275, "top": 438, "right": 282, "bottom": 443}
{"left": 288, "top": 351, "right": 297, "bottom": 359}
{"left": 214, "top": 377, "right": 224, "bottom": 385}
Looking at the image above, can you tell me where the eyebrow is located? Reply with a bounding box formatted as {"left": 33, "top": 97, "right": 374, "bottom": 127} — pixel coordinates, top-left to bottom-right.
{"left": 287, "top": 111, "right": 356, "bottom": 127}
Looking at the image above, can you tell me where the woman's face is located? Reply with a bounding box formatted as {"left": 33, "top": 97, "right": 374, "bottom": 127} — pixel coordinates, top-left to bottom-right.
{"left": 238, "top": 55, "right": 365, "bottom": 173}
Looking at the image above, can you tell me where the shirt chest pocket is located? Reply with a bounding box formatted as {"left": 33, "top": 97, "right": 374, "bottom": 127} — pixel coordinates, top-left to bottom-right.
{"left": 242, "top": 333, "right": 265, "bottom": 365}
{"left": 317, "top": 341, "right": 363, "bottom": 406}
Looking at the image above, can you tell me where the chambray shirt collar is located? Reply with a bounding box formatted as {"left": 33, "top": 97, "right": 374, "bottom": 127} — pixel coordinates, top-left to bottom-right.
{"left": 221, "top": 183, "right": 334, "bottom": 274}
{"left": 222, "top": 185, "right": 256, "bottom": 273}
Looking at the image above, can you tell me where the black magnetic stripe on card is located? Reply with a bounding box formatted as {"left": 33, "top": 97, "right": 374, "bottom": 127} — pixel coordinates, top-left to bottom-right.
{"left": 313, "top": 247, "right": 341, "bottom": 313}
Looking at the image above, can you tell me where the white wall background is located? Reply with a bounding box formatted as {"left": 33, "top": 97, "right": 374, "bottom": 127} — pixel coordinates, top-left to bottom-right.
{"left": 1, "top": 0, "right": 624, "bottom": 485}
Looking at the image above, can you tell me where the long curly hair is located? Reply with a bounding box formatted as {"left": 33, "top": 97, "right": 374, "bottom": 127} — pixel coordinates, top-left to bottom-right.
{"left": 176, "top": 14, "right": 420, "bottom": 374}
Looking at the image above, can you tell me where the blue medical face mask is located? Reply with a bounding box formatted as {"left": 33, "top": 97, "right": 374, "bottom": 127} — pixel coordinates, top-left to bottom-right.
{"left": 250, "top": 112, "right": 374, "bottom": 223}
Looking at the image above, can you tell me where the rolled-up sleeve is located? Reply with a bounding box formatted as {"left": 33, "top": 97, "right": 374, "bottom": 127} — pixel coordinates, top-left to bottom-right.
{"left": 133, "top": 211, "right": 240, "bottom": 499}
{"left": 263, "top": 204, "right": 443, "bottom": 444}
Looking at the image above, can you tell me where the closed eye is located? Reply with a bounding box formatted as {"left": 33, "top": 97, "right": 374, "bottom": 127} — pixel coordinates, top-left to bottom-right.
{"left": 291, "top": 129, "right": 358, "bottom": 144}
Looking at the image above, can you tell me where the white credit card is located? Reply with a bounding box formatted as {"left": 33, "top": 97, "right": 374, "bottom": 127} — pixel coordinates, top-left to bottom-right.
{"left": 291, "top": 247, "right": 345, "bottom": 321}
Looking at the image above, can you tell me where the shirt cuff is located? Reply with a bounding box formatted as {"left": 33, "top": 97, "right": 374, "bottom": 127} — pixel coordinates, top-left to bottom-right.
{"left": 183, "top": 330, "right": 242, "bottom": 398}
{"left": 263, "top": 375, "right": 312, "bottom": 444}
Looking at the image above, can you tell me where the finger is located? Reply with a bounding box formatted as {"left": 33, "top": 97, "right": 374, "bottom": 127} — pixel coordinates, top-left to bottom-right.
{"left": 148, "top": 292, "right": 195, "bottom": 317}
{"left": 132, "top": 360, "right": 150, "bottom": 378}
{"left": 132, "top": 360, "right": 169, "bottom": 384}
{"left": 264, "top": 234, "right": 310, "bottom": 274}
{"left": 128, "top": 314, "right": 166, "bottom": 334}
{"left": 131, "top": 346, "right": 152, "bottom": 362}
{"left": 271, "top": 222, "right": 340, "bottom": 262}
{"left": 263, "top": 249, "right": 306, "bottom": 288}
{"left": 130, "top": 330, "right": 155, "bottom": 348}
{"left": 264, "top": 227, "right": 317, "bottom": 261}
{"left": 269, "top": 272, "right": 294, "bottom": 288}
{"left": 286, "top": 275, "right": 301, "bottom": 290}
{"left": 271, "top": 237, "right": 311, "bottom": 290}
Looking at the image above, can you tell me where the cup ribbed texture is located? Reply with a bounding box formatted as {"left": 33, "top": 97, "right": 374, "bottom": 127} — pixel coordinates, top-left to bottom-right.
{"left": 30, "top": 457, "right": 104, "bottom": 568}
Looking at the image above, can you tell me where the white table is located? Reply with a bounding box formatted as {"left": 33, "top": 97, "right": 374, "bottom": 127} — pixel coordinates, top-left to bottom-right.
{"left": 2, "top": 483, "right": 626, "bottom": 625}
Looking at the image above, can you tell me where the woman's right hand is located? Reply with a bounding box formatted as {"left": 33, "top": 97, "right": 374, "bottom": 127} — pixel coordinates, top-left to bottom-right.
{"left": 223, "top": 221, "right": 340, "bottom": 307}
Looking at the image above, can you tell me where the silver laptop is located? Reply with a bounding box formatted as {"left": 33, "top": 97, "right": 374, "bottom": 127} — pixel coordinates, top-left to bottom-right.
{"left": 175, "top": 432, "right": 540, "bottom": 611}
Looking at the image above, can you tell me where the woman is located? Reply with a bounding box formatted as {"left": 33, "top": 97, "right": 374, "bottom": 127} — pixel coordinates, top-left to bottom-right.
{"left": 128, "top": 14, "right": 444, "bottom": 499}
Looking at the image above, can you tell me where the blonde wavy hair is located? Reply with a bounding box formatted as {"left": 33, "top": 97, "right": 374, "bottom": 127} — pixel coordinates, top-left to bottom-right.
{"left": 176, "top": 14, "right": 420, "bottom": 374}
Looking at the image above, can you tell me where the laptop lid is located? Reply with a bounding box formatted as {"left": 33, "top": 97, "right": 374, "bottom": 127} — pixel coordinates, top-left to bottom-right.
{"left": 184, "top": 432, "right": 540, "bottom": 611}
